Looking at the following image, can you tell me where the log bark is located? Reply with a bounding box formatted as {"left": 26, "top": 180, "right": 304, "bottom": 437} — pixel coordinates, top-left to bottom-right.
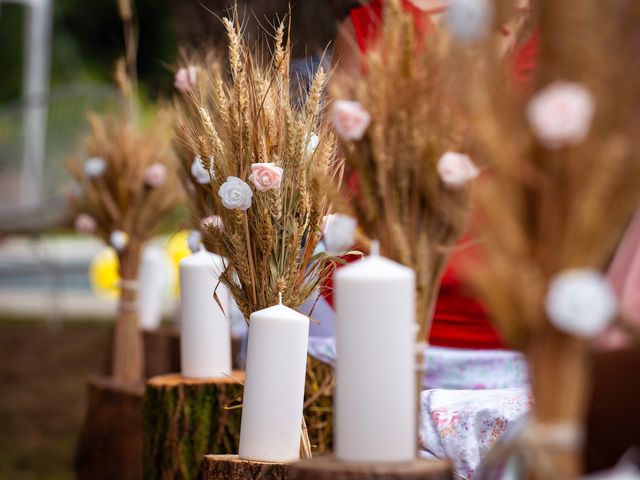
{"left": 287, "top": 456, "right": 453, "bottom": 480}
{"left": 75, "top": 376, "right": 144, "bottom": 480}
{"left": 201, "top": 454, "right": 288, "bottom": 480}
{"left": 144, "top": 373, "right": 245, "bottom": 480}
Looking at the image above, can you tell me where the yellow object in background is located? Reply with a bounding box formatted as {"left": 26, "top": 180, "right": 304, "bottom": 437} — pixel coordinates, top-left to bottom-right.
{"left": 89, "top": 232, "right": 191, "bottom": 299}
{"left": 89, "top": 248, "right": 120, "bottom": 299}
{"left": 164, "top": 230, "right": 192, "bottom": 297}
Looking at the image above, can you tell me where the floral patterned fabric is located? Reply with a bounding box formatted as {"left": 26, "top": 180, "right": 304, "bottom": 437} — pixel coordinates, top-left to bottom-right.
{"left": 419, "top": 388, "right": 532, "bottom": 479}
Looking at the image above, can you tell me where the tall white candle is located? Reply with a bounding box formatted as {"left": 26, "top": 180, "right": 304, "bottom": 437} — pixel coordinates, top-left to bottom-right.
{"left": 138, "top": 246, "right": 171, "bottom": 331}
{"left": 238, "top": 295, "right": 309, "bottom": 462}
{"left": 334, "top": 241, "right": 416, "bottom": 462}
{"left": 179, "top": 249, "right": 232, "bottom": 378}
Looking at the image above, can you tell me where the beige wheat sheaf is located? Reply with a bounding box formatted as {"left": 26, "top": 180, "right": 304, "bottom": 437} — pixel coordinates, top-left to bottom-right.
{"left": 175, "top": 14, "right": 341, "bottom": 320}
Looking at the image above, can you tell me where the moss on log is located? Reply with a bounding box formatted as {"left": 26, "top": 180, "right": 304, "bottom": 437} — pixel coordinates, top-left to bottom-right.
{"left": 143, "top": 373, "right": 245, "bottom": 480}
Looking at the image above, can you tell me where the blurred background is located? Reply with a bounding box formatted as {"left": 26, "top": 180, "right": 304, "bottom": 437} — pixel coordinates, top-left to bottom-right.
{"left": 0, "top": 1, "right": 340, "bottom": 478}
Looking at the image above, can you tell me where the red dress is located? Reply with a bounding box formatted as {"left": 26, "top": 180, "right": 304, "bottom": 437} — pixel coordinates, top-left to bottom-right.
{"left": 326, "top": 0, "right": 539, "bottom": 350}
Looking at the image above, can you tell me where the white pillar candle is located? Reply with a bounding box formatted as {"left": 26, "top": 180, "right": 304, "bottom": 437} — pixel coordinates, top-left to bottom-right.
{"left": 334, "top": 241, "right": 416, "bottom": 462}
{"left": 179, "top": 250, "right": 232, "bottom": 378}
{"left": 238, "top": 295, "right": 309, "bottom": 462}
{"left": 138, "top": 246, "right": 171, "bottom": 331}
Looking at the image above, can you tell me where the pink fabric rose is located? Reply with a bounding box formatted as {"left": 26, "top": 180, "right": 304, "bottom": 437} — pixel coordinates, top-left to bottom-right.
{"left": 174, "top": 66, "right": 198, "bottom": 93}
{"left": 74, "top": 213, "right": 96, "bottom": 234}
{"left": 143, "top": 163, "right": 167, "bottom": 188}
{"left": 331, "top": 100, "right": 371, "bottom": 141}
{"left": 248, "top": 163, "right": 284, "bottom": 192}
{"left": 437, "top": 152, "right": 480, "bottom": 188}
{"left": 526, "top": 81, "right": 595, "bottom": 149}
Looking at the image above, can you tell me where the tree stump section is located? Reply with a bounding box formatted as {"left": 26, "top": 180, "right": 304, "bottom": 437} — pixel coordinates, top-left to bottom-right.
{"left": 287, "top": 456, "right": 453, "bottom": 480}
{"left": 144, "top": 373, "right": 245, "bottom": 480}
{"left": 201, "top": 454, "right": 288, "bottom": 480}
{"left": 75, "top": 376, "right": 144, "bottom": 480}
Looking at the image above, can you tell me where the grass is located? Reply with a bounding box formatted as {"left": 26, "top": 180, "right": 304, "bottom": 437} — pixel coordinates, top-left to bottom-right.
{"left": 0, "top": 318, "right": 111, "bottom": 480}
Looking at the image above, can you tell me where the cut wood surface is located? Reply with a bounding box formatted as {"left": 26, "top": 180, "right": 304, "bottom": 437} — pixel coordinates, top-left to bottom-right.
{"left": 201, "top": 454, "right": 288, "bottom": 480}
{"left": 75, "top": 376, "right": 144, "bottom": 480}
{"left": 144, "top": 373, "right": 245, "bottom": 480}
{"left": 287, "top": 455, "right": 453, "bottom": 480}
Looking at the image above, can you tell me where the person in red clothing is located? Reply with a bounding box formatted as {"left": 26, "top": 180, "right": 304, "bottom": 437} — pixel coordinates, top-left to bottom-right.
{"left": 325, "top": 0, "right": 537, "bottom": 389}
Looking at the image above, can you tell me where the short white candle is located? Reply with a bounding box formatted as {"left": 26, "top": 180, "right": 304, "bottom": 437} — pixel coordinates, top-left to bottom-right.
{"left": 179, "top": 249, "right": 232, "bottom": 378}
{"left": 138, "top": 246, "right": 170, "bottom": 331}
{"left": 334, "top": 241, "right": 416, "bottom": 462}
{"left": 238, "top": 294, "right": 309, "bottom": 462}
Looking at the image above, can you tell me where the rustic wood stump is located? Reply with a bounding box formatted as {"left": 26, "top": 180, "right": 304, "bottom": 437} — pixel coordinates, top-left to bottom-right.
{"left": 75, "top": 376, "right": 144, "bottom": 480}
{"left": 144, "top": 373, "right": 245, "bottom": 480}
{"left": 287, "top": 456, "right": 453, "bottom": 480}
{"left": 201, "top": 454, "right": 288, "bottom": 480}
{"left": 143, "top": 325, "right": 181, "bottom": 378}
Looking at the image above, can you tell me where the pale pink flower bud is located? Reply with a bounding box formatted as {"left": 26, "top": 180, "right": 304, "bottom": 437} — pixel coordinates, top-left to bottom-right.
{"left": 74, "top": 213, "right": 96, "bottom": 234}
{"left": 143, "top": 163, "right": 167, "bottom": 188}
{"left": 248, "top": 163, "right": 284, "bottom": 192}
{"left": 331, "top": 100, "right": 371, "bottom": 141}
{"left": 174, "top": 66, "right": 198, "bottom": 93}
{"left": 526, "top": 81, "right": 595, "bottom": 149}
{"left": 437, "top": 152, "right": 479, "bottom": 188}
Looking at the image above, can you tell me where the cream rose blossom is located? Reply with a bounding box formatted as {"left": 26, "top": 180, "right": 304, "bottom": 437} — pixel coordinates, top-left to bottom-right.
{"left": 248, "top": 163, "right": 283, "bottom": 192}
{"left": 306, "top": 132, "right": 319, "bottom": 157}
{"left": 174, "top": 66, "right": 198, "bottom": 93}
{"left": 191, "top": 155, "right": 212, "bottom": 185}
{"left": 219, "top": 176, "right": 253, "bottom": 211}
{"left": 74, "top": 213, "right": 96, "bottom": 234}
{"left": 110, "top": 230, "right": 129, "bottom": 252}
{"left": 84, "top": 157, "right": 107, "bottom": 179}
{"left": 446, "top": 0, "right": 494, "bottom": 43}
{"left": 144, "top": 163, "right": 167, "bottom": 188}
{"left": 526, "top": 81, "right": 595, "bottom": 149}
{"left": 437, "top": 152, "right": 480, "bottom": 188}
{"left": 331, "top": 100, "right": 371, "bottom": 141}
{"left": 545, "top": 269, "right": 617, "bottom": 338}
{"left": 323, "top": 214, "right": 357, "bottom": 254}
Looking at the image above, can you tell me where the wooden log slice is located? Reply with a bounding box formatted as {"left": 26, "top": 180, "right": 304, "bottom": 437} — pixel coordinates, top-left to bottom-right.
{"left": 287, "top": 456, "right": 453, "bottom": 480}
{"left": 75, "top": 375, "right": 144, "bottom": 480}
{"left": 201, "top": 454, "right": 288, "bottom": 480}
{"left": 143, "top": 373, "right": 245, "bottom": 480}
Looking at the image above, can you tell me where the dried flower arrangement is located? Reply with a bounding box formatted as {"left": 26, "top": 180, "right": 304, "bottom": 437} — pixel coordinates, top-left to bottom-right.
{"left": 326, "top": 0, "right": 478, "bottom": 342}
{"left": 451, "top": 0, "right": 640, "bottom": 477}
{"left": 174, "top": 13, "right": 340, "bottom": 320}
{"left": 68, "top": 62, "right": 182, "bottom": 383}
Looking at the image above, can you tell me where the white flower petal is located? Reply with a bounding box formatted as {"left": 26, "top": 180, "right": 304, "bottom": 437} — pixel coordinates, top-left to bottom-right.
{"left": 446, "top": 0, "right": 493, "bottom": 43}
{"left": 323, "top": 214, "right": 357, "bottom": 254}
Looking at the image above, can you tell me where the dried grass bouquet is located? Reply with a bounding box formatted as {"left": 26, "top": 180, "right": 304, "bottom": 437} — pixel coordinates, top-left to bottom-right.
{"left": 68, "top": 64, "right": 182, "bottom": 383}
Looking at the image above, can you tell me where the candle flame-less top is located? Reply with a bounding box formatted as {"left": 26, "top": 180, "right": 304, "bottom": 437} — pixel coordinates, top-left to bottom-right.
{"left": 336, "top": 249, "right": 415, "bottom": 281}
{"left": 250, "top": 299, "right": 308, "bottom": 322}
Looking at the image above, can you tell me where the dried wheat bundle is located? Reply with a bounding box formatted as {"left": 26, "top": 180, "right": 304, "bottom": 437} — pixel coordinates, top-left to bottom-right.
{"left": 67, "top": 65, "right": 182, "bottom": 382}
{"left": 175, "top": 11, "right": 340, "bottom": 320}
{"left": 452, "top": 0, "right": 640, "bottom": 477}
{"left": 326, "top": 0, "right": 477, "bottom": 339}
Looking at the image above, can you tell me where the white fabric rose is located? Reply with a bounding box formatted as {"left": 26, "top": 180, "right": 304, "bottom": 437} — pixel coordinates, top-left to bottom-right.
{"left": 526, "top": 81, "right": 595, "bottom": 149}
{"left": 191, "top": 155, "right": 212, "bottom": 185}
{"left": 187, "top": 230, "right": 202, "bottom": 254}
{"left": 144, "top": 163, "right": 167, "bottom": 188}
{"left": 248, "top": 163, "right": 284, "bottom": 192}
{"left": 306, "top": 132, "right": 319, "bottom": 157}
{"left": 446, "top": 0, "right": 493, "bottom": 43}
{"left": 174, "top": 66, "right": 198, "bottom": 93}
{"left": 110, "top": 230, "right": 129, "bottom": 252}
{"left": 331, "top": 100, "right": 371, "bottom": 141}
{"left": 74, "top": 213, "right": 96, "bottom": 234}
{"left": 85, "top": 157, "right": 107, "bottom": 179}
{"left": 545, "top": 269, "right": 617, "bottom": 338}
{"left": 437, "top": 152, "right": 480, "bottom": 188}
{"left": 323, "top": 214, "right": 357, "bottom": 255}
{"left": 219, "top": 176, "right": 253, "bottom": 211}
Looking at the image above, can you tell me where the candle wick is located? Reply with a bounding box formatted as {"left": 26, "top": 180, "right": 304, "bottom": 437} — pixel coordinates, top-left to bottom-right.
{"left": 370, "top": 240, "right": 380, "bottom": 256}
{"left": 278, "top": 291, "right": 283, "bottom": 305}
